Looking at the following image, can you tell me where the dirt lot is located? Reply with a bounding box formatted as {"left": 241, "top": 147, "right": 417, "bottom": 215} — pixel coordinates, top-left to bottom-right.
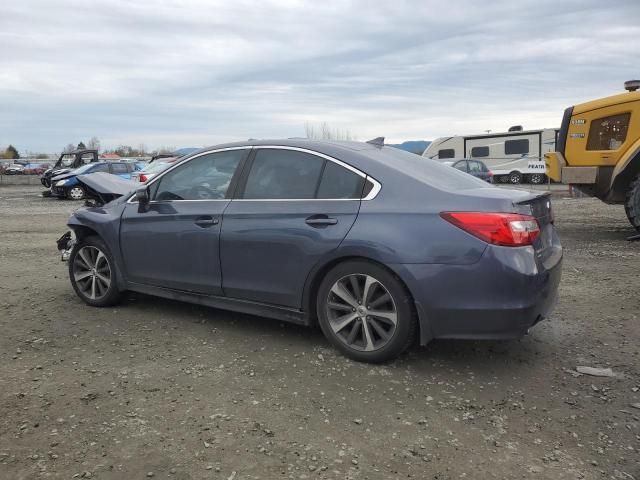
{"left": 0, "top": 185, "right": 638, "bottom": 480}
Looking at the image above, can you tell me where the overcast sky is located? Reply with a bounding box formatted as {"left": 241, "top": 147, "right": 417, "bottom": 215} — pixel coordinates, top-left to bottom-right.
{"left": 1, "top": 0, "right": 639, "bottom": 153}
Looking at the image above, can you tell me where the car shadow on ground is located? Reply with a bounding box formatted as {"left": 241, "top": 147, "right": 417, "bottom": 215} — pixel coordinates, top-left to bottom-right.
{"left": 121, "top": 291, "right": 548, "bottom": 374}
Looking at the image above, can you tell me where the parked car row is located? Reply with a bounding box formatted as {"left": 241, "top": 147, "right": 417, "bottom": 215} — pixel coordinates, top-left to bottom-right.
{"left": 1, "top": 162, "right": 52, "bottom": 175}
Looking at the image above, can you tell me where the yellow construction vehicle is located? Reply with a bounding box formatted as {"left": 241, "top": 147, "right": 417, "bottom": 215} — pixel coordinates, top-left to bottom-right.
{"left": 545, "top": 80, "right": 640, "bottom": 231}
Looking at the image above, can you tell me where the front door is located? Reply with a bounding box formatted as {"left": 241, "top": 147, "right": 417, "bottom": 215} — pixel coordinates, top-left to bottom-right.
{"left": 221, "top": 147, "right": 365, "bottom": 308}
{"left": 120, "top": 148, "right": 249, "bottom": 295}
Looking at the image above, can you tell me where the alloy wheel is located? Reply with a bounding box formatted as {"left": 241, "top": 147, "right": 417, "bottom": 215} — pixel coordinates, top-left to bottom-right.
{"left": 530, "top": 173, "right": 544, "bottom": 184}
{"left": 509, "top": 172, "right": 522, "bottom": 184}
{"left": 69, "top": 187, "right": 84, "bottom": 200}
{"left": 325, "top": 274, "right": 397, "bottom": 352}
{"left": 72, "top": 246, "right": 112, "bottom": 300}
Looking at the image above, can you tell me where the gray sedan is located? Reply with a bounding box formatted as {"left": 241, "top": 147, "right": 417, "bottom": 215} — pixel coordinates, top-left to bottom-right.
{"left": 61, "top": 139, "right": 562, "bottom": 362}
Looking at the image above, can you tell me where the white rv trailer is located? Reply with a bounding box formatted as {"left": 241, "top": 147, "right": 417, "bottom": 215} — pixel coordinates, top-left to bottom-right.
{"left": 422, "top": 127, "right": 559, "bottom": 184}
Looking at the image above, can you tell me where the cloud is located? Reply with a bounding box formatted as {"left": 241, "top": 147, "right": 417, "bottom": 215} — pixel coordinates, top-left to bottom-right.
{"left": 1, "top": 0, "right": 639, "bottom": 152}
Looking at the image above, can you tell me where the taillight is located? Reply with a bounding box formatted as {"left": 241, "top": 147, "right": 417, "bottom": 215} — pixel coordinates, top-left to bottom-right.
{"left": 440, "top": 212, "right": 540, "bottom": 247}
{"left": 138, "top": 174, "right": 147, "bottom": 182}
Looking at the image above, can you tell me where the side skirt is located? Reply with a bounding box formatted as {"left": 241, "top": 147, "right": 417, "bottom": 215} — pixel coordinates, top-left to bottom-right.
{"left": 126, "top": 282, "right": 309, "bottom": 326}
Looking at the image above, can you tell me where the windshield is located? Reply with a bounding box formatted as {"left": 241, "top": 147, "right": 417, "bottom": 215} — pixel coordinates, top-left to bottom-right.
{"left": 59, "top": 154, "right": 75, "bottom": 167}
{"left": 143, "top": 161, "right": 173, "bottom": 174}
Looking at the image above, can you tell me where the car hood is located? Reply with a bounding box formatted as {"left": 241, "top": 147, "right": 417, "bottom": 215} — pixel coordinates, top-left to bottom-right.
{"left": 75, "top": 172, "right": 136, "bottom": 205}
{"left": 51, "top": 171, "right": 77, "bottom": 182}
{"left": 47, "top": 167, "right": 72, "bottom": 178}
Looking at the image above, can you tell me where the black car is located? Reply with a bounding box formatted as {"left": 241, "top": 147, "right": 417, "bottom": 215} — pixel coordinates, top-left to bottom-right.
{"left": 451, "top": 159, "right": 493, "bottom": 182}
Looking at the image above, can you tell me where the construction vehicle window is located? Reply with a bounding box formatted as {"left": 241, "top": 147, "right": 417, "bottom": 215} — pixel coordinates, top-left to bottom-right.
{"left": 504, "top": 139, "right": 529, "bottom": 155}
{"left": 471, "top": 146, "right": 489, "bottom": 157}
{"left": 586, "top": 113, "right": 630, "bottom": 151}
{"left": 438, "top": 149, "right": 455, "bottom": 159}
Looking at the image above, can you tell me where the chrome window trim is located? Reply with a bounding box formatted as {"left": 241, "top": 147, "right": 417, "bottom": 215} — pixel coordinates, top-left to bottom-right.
{"left": 127, "top": 146, "right": 252, "bottom": 204}
{"left": 127, "top": 144, "right": 382, "bottom": 204}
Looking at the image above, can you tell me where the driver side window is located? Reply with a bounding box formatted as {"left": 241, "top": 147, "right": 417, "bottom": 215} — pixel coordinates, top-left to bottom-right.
{"left": 153, "top": 150, "right": 245, "bottom": 201}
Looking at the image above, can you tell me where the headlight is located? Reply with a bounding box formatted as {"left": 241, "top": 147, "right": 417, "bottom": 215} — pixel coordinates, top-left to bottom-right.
{"left": 55, "top": 179, "right": 68, "bottom": 186}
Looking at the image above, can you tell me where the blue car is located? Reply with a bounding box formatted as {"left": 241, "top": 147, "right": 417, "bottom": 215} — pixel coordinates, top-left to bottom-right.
{"left": 58, "top": 139, "right": 562, "bottom": 362}
{"left": 51, "top": 161, "right": 143, "bottom": 200}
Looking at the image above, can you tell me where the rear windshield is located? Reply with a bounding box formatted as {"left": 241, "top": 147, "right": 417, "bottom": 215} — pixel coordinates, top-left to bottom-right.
{"left": 375, "top": 147, "right": 490, "bottom": 190}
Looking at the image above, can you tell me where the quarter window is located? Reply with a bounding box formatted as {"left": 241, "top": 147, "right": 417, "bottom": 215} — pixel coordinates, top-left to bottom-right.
{"left": 317, "top": 161, "right": 364, "bottom": 199}
{"left": 471, "top": 146, "right": 489, "bottom": 157}
{"left": 504, "top": 139, "right": 529, "bottom": 155}
{"left": 586, "top": 113, "right": 630, "bottom": 150}
{"left": 242, "top": 149, "right": 325, "bottom": 199}
{"left": 438, "top": 149, "right": 455, "bottom": 159}
{"left": 153, "top": 149, "right": 244, "bottom": 201}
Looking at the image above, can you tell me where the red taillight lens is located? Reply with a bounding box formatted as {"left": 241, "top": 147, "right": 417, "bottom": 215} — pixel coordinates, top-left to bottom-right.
{"left": 440, "top": 212, "right": 541, "bottom": 247}
{"left": 138, "top": 174, "right": 147, "bottom": 182}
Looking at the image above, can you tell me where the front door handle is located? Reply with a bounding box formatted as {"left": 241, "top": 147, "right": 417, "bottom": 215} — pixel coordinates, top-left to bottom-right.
{"left": 305, "top": 215, "right": 338, "bottom": 227}
{"left": 194, "top": 216, "right": 219, "bottom": 228}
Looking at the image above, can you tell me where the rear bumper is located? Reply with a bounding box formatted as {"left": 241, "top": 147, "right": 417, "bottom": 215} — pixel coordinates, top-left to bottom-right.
{"left": 391, "top": 238, "right": 562, "bottom": 344}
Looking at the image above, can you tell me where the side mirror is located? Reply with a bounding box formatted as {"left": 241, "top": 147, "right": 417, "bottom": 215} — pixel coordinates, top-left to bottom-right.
{"left": 135, "top": 185, "right": 150, "bottom": 204}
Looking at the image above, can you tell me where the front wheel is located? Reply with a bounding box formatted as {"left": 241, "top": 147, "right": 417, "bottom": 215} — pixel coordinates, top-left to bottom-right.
{"left": 508, "top": 171, "right": 522, "bottom": 184}
{"left": 69, "top": 236, "right": 121, "bottom": 307}
{"left": 316, "top": 260, "right": 417, "bottom": 363}
{"left": 625, "top": 173, "right": 640, "bottom": 232}
{"left": 68, "top": 186, "right": 85, "bottom": 200}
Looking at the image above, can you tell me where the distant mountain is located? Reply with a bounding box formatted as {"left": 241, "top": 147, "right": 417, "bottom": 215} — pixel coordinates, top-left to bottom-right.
{"left": 387, "top": 140, "right": 431, "bottom": 155}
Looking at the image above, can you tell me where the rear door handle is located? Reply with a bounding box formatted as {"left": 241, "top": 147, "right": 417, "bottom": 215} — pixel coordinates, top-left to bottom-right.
{"left": 305, "top": 215, "right": 338, "bottom": 227}
{"left": 194, "top": 216, "right": 219, "bottom": 228}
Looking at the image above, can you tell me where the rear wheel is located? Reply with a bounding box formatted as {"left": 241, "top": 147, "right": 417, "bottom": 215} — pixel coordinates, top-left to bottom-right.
{"left": 69, "top": 236, "right": 121, "bottom": 307}
{"left": 529, "top": 173, "right": 546, "bottom": 184}
{"left": 316, "top": 260, "right": 417, "bottom": 363}
{"left": 624, "top": 173, "right": 640, "bottom": 231}
{"left": 508, "top": 171, "right": 522, "bottom": 184}
{"left": 68, "top": 186, "right": 85, "bottom": 200}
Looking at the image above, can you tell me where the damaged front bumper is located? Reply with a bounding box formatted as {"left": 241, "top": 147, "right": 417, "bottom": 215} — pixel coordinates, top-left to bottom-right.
{"left": 57, "top": 231, "right": 75, "bottom": 261}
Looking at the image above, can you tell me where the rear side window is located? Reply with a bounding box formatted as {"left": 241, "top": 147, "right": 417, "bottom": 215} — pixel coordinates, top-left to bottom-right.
{"left": 91, "top": 163, "right": 109, "bottom": 173}
{"left": 504, "top": 139, "right": 529, "bottom": 155}
{"left": 471, "top": 146, "right": 489, "bottom": 157}
{"left": 111, "top": 163, "right": 128, "bottom": 173}
{"left": 317, "top": 162, "right": 364, "bottom": 199}
{"left": 242, "top": 149, "right": 324, "bottom": 199}
{"left": 586, "top": 112, "right": 630, "bottom": 150}
{"left": 438, "top": 149, "right": 455, "bottom": 159}
{"left": 468, "top": 161, "right": 483, "bottom": 173}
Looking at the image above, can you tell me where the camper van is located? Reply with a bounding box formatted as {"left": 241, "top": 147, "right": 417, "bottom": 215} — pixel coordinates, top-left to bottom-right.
{"left": 422, "top": 127, "right": 559, "bottom": 184}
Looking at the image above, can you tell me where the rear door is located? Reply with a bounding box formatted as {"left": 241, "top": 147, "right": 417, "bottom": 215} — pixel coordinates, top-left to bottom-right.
{"left": 220, "top": 147, "right": 365, "bottom": 308}
{"left": 119, "top": 148, "right": 248, "bottom": 294}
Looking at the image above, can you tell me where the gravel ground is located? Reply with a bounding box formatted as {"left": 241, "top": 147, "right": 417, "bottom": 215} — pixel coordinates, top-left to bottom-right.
{"left": 0, "top": 185, "right": 638, "bottom": 480}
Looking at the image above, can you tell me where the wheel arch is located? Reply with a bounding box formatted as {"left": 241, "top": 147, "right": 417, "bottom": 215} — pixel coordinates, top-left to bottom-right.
{"left": 610, "top": 148, "right": 640, "bottom": 202}
{"left": 302, "top": 255, "right": 428, "bottom": 344}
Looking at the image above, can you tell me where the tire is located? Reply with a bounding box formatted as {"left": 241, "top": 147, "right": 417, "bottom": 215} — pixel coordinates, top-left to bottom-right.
{"left": 508, "top": 171, "right": 522, "bottom": 184}
{"left": 69, "top": 236, "right": 121, "bottom": 307}
{"left": 529, "top": 173, "right": 546, "bottom": 184}
{"left": 316, "top": 260, "right": 417, "bottom": 363}
{"left": 624, "top": 173, "right": 640, "bottom": 232}
{"left": 68, "top": 186, "right": 85, "bottom": 200}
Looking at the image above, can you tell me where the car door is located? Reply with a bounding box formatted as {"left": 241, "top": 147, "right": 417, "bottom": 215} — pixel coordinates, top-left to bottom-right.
{"left": 119, "top": 148, "right": 249, "bottom": 295}
{"left": 220, "top": 147, "right": 365, "bottom": 308}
